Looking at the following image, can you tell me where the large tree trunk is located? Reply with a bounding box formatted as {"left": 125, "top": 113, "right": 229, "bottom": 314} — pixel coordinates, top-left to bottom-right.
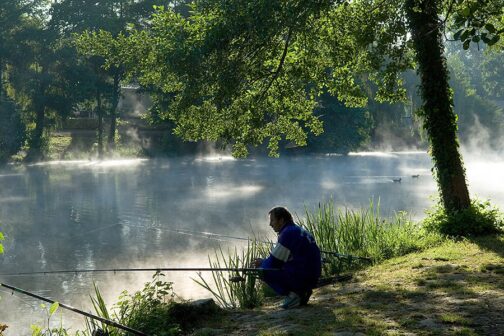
{"left": 96, "top": 88, "right": 104, "bottom": 160}
{"left": 27, "top": 98, "right": 45, "bottom": 161}
{"left": 108, "top": 70, "right": 120, "bottom": 150}
{"left": 405, "top": 0, "right": 470, "bottom": 213}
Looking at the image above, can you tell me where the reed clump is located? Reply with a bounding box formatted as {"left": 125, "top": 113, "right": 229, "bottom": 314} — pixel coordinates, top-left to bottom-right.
{"left": 299, "top": 200, "right": 444, "bottom": 276}
{"left": 193, "top": 241, "right": 270, "bottom": 309}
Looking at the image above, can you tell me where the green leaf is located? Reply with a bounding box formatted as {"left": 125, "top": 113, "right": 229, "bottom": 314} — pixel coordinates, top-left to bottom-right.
{"left": 461, "top": 7, "right": 471, "bottom": 17}
{"left": 49, "top": 302, "right": 59, "bottom": 316}
{"left": 463, "top": 39, "right": 471, "bottom": 50}
{"left": 0, "top": 232, "right": 4, "bottom": 240}
{"left": 460, "top": 30, "right": 471, "bottom": 41}
{"left": 472, "top": 35, "right": 480, "bottom": 42}
{"left": 487, "top": 35, "right": 500, "bottom": 46}
{"left": 0, "top": 244, "right": 3, "bottom": 254}
{"left": 453, "top": 29, "right": 464, "bottom": 40}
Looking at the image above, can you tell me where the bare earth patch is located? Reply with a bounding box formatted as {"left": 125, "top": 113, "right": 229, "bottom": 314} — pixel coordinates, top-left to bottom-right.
{"left": 191, "top": 236, "right": 504, "bottom": 336}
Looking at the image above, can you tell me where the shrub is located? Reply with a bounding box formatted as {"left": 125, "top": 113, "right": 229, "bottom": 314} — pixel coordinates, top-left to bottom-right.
{"left": 423, "top": 198, "right": 504, "bottom": 237}
{"left": 89, "top": 272, "right": 181, "bottom": 336}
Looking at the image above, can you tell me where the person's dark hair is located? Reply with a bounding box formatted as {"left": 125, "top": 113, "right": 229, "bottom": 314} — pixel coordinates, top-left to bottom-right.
{"left": 269, "top": 206, "right": 293, "bottom": 223}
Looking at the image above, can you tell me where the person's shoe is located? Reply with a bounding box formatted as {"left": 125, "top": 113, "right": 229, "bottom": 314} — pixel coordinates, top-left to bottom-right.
{"left": 280, "top": 292, "right": 301, "bottom": 309}
{"left": 300, "top": 289, "right": 313, "bottom": 306}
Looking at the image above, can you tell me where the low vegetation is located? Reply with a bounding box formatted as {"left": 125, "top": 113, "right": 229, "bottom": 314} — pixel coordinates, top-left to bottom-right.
{"left": 28, "top": 272, "right": 220, "bottom": 336}
{"left": 87, "top": 272, "right": 181, "bottom": 335}
{"left": 423, "top": 198, "right": 504, "bottom": 237}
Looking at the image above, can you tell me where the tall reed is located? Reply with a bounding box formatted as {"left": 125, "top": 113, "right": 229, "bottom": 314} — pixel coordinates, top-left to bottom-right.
{"left": 299, "top": 199, "right": 443, "bottom": 276}
{"left": 193, "top": 240, "right": 269, "bottom": 309}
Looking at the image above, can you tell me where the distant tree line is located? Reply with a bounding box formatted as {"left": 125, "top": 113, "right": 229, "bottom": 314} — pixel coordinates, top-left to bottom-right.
{"left": 0, "top": 0, "right": 172, "bottom": 161}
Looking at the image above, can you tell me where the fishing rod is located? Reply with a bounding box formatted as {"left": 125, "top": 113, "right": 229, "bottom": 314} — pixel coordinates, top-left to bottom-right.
{"left": 0, "top": 282, "right": 149, "bottom": 336}
{"left": 0, "top": 267, "right": 280, "bottom": 277}
{"left": 132, "top": 225, "right": 373, "bottom": 262}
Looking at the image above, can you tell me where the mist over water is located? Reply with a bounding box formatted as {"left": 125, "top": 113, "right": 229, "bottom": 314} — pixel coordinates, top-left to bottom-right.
{"left": 0, "top": 153, "right": 503, "bottom": 334}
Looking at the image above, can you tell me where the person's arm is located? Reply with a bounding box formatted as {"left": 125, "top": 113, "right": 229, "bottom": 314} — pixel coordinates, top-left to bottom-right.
{"left": 260, "top": 230, "right": 295, "bottom": 269}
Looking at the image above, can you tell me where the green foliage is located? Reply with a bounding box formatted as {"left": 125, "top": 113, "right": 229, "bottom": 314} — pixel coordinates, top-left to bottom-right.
{"left": 423, "top": 198, "right": 504, "bottom": 237}
{"left": 450, "top": 0, "right": 503, "bottom": 49}
{"left": 30, "top": 302, "right": 76, "bottom": 336}
{"left": 305, "top": 96, "right": 373, "bottom": 154}
{"left": 299, "top": 200, "right": 444, "bottom": 275}
{"left": 84, "top": 0, "right": 412, "bottom": 157}
{"left": 194, "top": 242, "right": 268, "bottom": 309}
{"left": 89, "top": 272, "right": 180, "bottom": 336}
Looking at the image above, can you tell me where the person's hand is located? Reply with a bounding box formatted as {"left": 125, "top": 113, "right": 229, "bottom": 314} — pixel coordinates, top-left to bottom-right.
{"left": 252, "top": 258, "right": 263, "bottom": 268}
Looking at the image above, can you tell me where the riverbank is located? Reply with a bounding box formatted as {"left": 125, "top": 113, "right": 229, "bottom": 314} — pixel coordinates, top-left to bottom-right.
{"left": 191, "top": 235, "right": 503, "bottom": 336}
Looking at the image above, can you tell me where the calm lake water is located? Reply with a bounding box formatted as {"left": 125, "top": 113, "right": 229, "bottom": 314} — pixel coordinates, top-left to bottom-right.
{"left": 0, "top": 152, "right": 503, "bottom": 334}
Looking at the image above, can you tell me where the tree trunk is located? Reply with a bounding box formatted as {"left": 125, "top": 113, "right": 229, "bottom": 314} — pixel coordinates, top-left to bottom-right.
{"left": 96, "top": 88, "right": 104, "bottom": 160}
{"left": 405, "top": 0, "right": 470, "bottom": 212}
{"left": 108, "top": 70, "right": 120, "bottom": 150}
{"left": 27, "top": 98, "right": 45, "bottom": 161}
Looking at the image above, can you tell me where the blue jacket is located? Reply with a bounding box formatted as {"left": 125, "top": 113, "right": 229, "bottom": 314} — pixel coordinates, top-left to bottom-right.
{"left": 261, "top": 222, "right": 321, "bottom": 284}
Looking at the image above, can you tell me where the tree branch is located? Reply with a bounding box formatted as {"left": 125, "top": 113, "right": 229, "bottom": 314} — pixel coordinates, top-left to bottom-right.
{"left": 257, "top": 27, "right": 293, "bottom": 102}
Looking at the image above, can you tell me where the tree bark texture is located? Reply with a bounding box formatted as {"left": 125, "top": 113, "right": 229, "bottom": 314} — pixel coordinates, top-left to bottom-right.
{"left": 108, "top": 70, "right": 120, "bottom": 150}
{"left": 28, "top": 98, "right": 46, "bottom": 161}
{"left": 96, "top": 88, "right": 104, "bottom": 160}
{"left": 405, "top": 0, "right": 471, "bottom": 212}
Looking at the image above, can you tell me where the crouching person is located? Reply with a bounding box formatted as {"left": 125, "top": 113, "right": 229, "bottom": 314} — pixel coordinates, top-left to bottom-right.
{"left": 255, "top": 206, "right": 321, "bottom": 309}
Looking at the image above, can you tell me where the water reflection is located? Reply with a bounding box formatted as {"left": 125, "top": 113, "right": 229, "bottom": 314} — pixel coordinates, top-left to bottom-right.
{"left": 0, "top": 153, "right": 502, "bottom": 334}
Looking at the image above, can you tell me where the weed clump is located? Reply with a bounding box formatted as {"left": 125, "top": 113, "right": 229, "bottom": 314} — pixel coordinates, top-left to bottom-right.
{"left": 423, "top": 198, "right": 504, "bottom": 237}
{"left": 89, "top": 272, "right": 219, "bottom": 336}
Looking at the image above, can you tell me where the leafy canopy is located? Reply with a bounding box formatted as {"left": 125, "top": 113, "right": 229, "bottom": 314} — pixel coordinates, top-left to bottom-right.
{"left": 79, "top": 0, "right": 412, "bottom": 156}
{"left": 77, "top": 0, "right": 503, "bottom": 156}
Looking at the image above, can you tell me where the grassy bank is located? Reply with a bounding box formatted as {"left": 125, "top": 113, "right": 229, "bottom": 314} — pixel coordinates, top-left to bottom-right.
{"left": 200, "top": 235, "right": 503, "bottom": 336}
